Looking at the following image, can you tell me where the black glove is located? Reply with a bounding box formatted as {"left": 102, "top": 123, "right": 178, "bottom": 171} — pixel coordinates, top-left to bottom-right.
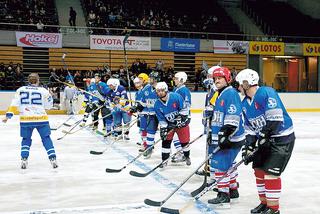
{"left": 242, "top": 143, "right": 255, "bottom": 165}
{"left": 129, "top": 106, "right": 137, "bottom": 113}
{"left": 160, "top": 127, "right": 168, "bottom": 141}
{"left": 174, "top": 114, "right": 188, "bottom": 128}
{"left": 217, "top": 125, "right": 236, "bottom": 150}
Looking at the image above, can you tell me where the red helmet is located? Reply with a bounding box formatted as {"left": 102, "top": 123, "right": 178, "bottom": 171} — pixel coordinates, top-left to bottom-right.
{"left": 212, "top": 67, "right": 231, "bottom": 83}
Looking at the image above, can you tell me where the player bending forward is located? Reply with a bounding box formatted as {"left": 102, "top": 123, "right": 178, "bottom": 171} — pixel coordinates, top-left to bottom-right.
{"left": 2, "top": 73, "right": 58, "bottom": 170}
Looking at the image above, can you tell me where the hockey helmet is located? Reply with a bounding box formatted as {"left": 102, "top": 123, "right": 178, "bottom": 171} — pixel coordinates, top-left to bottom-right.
{"left": 28, "top": 73, "right": 40, "bottom": 85}
{"left": 212, "top": 67, "right": 232, "bottom": 83}
{"left": 155, "top": 82, "right": 168, "bottom": 92}
{"left": 138, "top": 73, "right": 149, "bottom": 83}
{"left": 149, "top": 71, "right": 161, "bottom": 82}
{"left": 236, "top": 69, "right": 259, "bottom": 86}
{"left": 107, "top": 78, "right": 120, "bottom": 87}
{"left": 174, "top": 72, "right": 188, "bottom": 83}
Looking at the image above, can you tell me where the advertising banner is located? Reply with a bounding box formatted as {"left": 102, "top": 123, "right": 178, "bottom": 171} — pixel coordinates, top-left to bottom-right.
{"left": 303, "top": 43, "right": 320, "bottom": 56}
{"left": 90, "top": 35, "right": 151, "bottom": 51}
{"left": 15, "top": 31, "right": 62, "bottom": 48}
{"left": 161, "top": 38, "right": 200, "bottom": 52}
{"left": 249, "top": 41, "right": 285, "bottom": 55}
{"left": 213, "top": 40, "right": 249, "bottom": 54}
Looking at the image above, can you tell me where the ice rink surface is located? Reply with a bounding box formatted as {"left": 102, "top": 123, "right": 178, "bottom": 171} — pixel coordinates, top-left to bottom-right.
{"left": 1, "top": 112, "right": 320, "bottom": 214}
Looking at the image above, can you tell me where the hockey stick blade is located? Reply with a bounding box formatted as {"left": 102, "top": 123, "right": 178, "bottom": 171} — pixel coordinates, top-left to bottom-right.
{"left": 63, "top": 123, "right": 72, "bottom": 127}
{"left": 160, "top": 207, "right": 180, "bottom": 214}
{"left": 50, "top": 127, "right": 58, "bottom": 131}
{"left": 144, "top": 198, "right": 163, "bottom": 207}
{"left": 129, "top": 170, "right": 151, "bottom": 177}
{"left": 90, "top": 150, "right": 104, "bottom": 155}
{"left": 105, "top": 167, "right": 123, "bottom": 173}
{"left": 190, "top": 182, "right": 207, "bottom": 197}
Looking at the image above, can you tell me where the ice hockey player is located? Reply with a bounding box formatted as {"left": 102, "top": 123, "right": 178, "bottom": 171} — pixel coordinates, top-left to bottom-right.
{"left": 63, "top": 80, "right": 77, "bottom": 115}
{"left": 236, "top": 69, "right": 295, "bottom": 214}
{"left": 171, "top": 71, "right": 192, "bottom": 164}
{"left": 207, "top": 67, "right": 245, "bottom": 208}
{"left": 80, "top": 78, "right": 97, "bottom": 127}
{"left": 197, "top": 65, "right": 220, "bottom": 177}
{"left": 2, "top": 73, "right": 58, "bottom": 169}
{"left": 139, "top": 71, "right": 160, "bottom": 158}
{"left": 154, "top": 82, "right": 191, "bottom": 167}
{"left": 107, "top": 78, "right": 131, "bottom": 140}
{"left": 131, "top": 76, "right": 147, "bottom": 148}
{"left": 82, "top": 73, "right": 111, "bottom": 132}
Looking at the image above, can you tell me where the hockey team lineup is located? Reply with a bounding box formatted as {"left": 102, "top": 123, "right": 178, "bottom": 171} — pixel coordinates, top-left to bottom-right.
{"left": 1, "top": 67, "right": 319, "bottom": 214}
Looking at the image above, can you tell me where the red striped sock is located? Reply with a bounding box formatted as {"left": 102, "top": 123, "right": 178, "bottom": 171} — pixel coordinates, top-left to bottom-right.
{"left": 265, "top": 177, "right": 281, "bottom": 211}
{"left": 254, "top": 169, "right": 266, "bottom": 204}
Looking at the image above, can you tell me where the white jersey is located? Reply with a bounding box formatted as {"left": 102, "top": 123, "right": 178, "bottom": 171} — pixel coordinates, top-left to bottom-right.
{"left": 8, "top": 85, "right": 53, "bottom": 124}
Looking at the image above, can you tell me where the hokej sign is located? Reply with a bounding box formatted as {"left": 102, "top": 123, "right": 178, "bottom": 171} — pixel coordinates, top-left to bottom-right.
{"left": 161, "top": 38, "right": 200, "bottom": 52}
{"left": 16, "top": 32, "right": 62, "bottom": 48}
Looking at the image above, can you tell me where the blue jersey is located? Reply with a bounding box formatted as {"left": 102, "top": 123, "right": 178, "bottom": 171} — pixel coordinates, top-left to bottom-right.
{"left": 154, "top": 92, "right": 188, "bottom": 128}
{"left": 173, "top": 85, "right": 191, "bottom": 117}
{"left": 242, "top": 86, "right": 294, "bottom": 138}
{"left": 211, "top": 86, "right": 245, "bottom": 143}
{"left": 134, "top": 87, "right": 146, "bottom": 114}
{"left": 86, "top": 82, "right": 110, "bottom": 104}
{"left": 108, "top": 85, "right": 130, "bottom": 110}
{"left": 141, "top": 84, "right": 158, "bottom": 115}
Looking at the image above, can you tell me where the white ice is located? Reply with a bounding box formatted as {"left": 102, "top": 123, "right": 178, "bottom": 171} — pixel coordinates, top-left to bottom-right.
{"left": 0, "top": 112, "right": 320, "bottom": 214}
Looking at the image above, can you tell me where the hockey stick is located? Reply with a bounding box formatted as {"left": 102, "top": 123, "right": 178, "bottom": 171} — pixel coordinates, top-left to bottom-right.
{"left": 60, "top": 110, "right": 113, "bottom": 136}
{"left": 144, "top": 147, "right": 220, "bottom": 207}
{"left": 90, "top": 119, "right": 138, "bottom": 155}
{"left": 105, "top": 129, "right": 174, "bottom": 173}
{"left": 159, "top": 148, "right": 258, "bottom": 214}
{"left": 190, "top": 118, "right": 212, "bottom": 197}
{"left": 129, "top": 133, "right": 204, "bottom": 178}
{"left": 57, "top": 119, "right": 82, "bottom": 140}
{"left": 123, "top": 30, "right": 132, "bottom": 103}
{"left": 50, "top": 115, "right": 74, "bottom": 130}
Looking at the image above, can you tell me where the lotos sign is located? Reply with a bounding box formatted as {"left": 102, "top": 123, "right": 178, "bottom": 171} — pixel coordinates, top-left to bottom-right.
{"left": 90, "top": 35, "right": 151, "bottom": 51}
{"left": 303, "top": 43, "right": 320, "bottom": 56}
{"left": 249, "top": 41, "right": 284, "bottom": 55}
{"left": 16, "top": 32, "right": 62, "bottom": 48}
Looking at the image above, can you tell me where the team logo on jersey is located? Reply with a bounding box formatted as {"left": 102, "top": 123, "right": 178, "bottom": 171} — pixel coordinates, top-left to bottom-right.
{"left": 145, "top": 91, "right": 149, "bottom": 96}
{"left": 227, "top": 104, "right": 237, "bottom": 114}
{"left": 254, "top": 102, "right": 259, "bottom": 109}
{"left": 172, "top": 102, "right": 177, "bottom": 108}
{"left": 267, "top": 98, "right": 277, "bottom": 108}
{"left": 116, "top": 92, "right": 120, "bottom": 95}
{"left": 220, "top": 100, "right": 225, "bottom": 107}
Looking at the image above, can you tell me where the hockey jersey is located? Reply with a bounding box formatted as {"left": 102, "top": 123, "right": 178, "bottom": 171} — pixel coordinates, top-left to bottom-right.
{"left": 242, "top": 86, "right": 294, "bottom": 138}
{"left": 211, "top": 86, "right": 245, "bottom": 143}
{"left": 6, "top": 85, "right": 53, "bottom": 126}
{"left": 108, "top": 85, "right": 130, "bottom": 111}
{"left": 173, "top": 85, "right": 191, "bottom": 116}
{"left": 141, "top": 84, "right": 158, "bottom": 115}
{"left": 85, "top": 82, "right": 110, "bottom": 104}
{"left": 154, "top": 92, "right": 188, "bottom": 128}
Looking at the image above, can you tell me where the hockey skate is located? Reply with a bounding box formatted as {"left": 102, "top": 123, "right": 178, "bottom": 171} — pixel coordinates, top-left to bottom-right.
{"left": 251, "top": 203, "right": 267, "bottom": 213}
{"left": 50, "top": 157, "right": 58, "bottom": 169}
{"left": 124, "top": 134, "right": 130, "bottom": 141}
{"left": 261, "top": 208, "right": 280, "bottom": 214}
{"left": 143, "top": 148, "right": 153, "bottom": 159}
{"left": 230, "top": 189, "right": 239, "bottom": 203}
{"left": 21, "top": 158, "right": 28, "bottom": 170}
{"left": 185, "top": 157, "right": 191, "bottom": 166}
{"left": 171, "top": 151, "right": 184, "bottom": 163}
{"left": 208, "top": 192, "right": 231, "bottom": 209}
{"left": 159, "top": 161, "right": 168, "bottom": 169}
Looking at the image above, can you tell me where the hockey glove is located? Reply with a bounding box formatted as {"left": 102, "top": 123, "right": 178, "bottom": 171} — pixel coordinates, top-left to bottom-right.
{"left": 129, "top": 106, "right": 138, "bottom": 113}
{"left": 174, "top": 114, "right": 188, "bottom": 128}
{"left": 203, "top": 105, "right": 214, "bottom": 118}
{"left": 242, "top": 144, "right": 255, "bottom": 165}
{"left": 160, "top": 127, "right": 168, "bottom": 141}
{"left": 217, "top": 125, "right": 237, "bottom": 150}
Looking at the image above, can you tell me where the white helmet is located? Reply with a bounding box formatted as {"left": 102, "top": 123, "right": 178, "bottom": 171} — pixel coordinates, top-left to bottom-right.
{"left": 155, "top": 82, "right": 168, "bottom": 91}
{"left": 236, "top": 69, "right": 259, "bottom": 85}
{"left": 174, "top": 72, "right": 188, "bottom": 83}
{"left": 207, "top": 66, "right": 221, "bottom": 75}
{"left": 107, "top": 78, "right": 120, "bottom": 87}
